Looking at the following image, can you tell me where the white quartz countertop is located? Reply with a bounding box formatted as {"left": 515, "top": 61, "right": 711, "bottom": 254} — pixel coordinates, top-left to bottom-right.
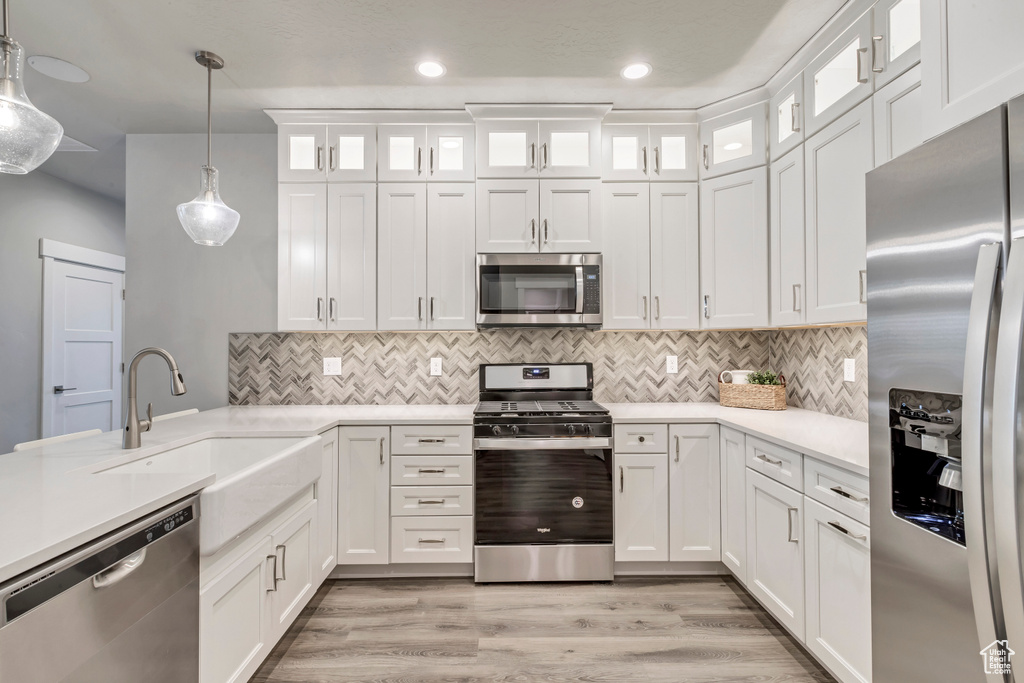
{"left": 606, "top": 403, "right": 869, "bottom": 476}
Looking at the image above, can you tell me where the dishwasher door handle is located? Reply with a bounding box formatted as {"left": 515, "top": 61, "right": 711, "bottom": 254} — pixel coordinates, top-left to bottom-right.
{"left": 92, "top": 549, "right": 147, "bottom": 589}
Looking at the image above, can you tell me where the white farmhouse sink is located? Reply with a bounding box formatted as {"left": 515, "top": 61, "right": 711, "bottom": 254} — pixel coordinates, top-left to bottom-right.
{"left": 99, "top": 436, "right": 322, "bottom": 555}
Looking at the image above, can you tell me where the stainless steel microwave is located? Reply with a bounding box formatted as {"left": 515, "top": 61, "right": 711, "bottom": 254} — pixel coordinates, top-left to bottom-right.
{"left": 476, "top": 253, "right": 602, "bottom": 328}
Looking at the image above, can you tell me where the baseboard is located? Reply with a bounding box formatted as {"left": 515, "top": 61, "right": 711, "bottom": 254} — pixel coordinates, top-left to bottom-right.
{"left": 612, "top": 560, "right": 729, "bottom": 576}
{"left": 329, "top": 563, "right": 475, "bottom": 579}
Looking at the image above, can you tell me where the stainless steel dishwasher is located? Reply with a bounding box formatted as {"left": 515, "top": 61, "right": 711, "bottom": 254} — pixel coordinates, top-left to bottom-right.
{"left": 0, "top": 495, "right": 200, "bottom": 682}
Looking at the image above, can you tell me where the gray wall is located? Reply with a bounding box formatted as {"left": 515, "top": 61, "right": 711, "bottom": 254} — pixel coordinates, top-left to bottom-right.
{"left": 125, "top": 134, "right": 276, "bottom": 418}
{"left": 0, "top": 171, "right": 126, "bottom": 454}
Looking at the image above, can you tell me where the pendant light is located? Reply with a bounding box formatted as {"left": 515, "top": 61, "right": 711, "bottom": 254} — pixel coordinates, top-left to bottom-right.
{"left": 176, "top": 50, "right": 239, "bottom": 246}
{"left": 0, "top": 0, "right": 64, "bottom": 174}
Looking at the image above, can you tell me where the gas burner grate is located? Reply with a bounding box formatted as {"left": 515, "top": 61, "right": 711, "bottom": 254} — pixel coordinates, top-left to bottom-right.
{"left": 501, "top": 402, "right": 519, "bottom": 411}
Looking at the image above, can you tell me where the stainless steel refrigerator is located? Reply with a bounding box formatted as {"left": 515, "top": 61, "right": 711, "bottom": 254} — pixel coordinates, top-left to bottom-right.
{"left": 867, "top": 96, "right": 1024, "bottom": 682}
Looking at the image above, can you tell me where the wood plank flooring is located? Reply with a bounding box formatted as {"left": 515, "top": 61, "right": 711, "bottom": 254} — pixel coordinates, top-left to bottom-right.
{"left": 250, "top": 577, "right": 835, "bottom": 683}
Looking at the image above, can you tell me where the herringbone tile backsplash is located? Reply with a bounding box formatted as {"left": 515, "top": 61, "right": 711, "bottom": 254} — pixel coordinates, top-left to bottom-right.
{"left": 229, "top": 325, "right": 868, "bottom": 422}
{"left": 769, "top": 325, "right": 868, "bottom": 422}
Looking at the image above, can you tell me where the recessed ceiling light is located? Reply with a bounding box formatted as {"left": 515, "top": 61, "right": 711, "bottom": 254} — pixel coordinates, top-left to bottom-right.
{"left": 724, "top": 142, "right": 744, "bottom": 151}
{"left": 416, "top": 61, "right": 446, "bottom": 78}
{"left": 28, "top": 55, "right": 90, "bottom": 83}
{"left": 621, "top": 62, "right": 652, "bottom": 80}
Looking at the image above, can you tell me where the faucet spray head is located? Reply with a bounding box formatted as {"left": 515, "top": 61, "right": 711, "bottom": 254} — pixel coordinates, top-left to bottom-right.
{"left": 171, "top": 370, "right": 187, "bottom": 396}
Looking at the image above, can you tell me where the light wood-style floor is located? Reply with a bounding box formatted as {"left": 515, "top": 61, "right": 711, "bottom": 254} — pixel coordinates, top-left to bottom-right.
{"left": 250, "top": 577, "right": 835, "bottom": 683}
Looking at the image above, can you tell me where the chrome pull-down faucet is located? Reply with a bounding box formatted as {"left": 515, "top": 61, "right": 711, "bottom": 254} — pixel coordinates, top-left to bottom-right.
{"left": 123, "top": 347, "right": 187, "bottom": 449}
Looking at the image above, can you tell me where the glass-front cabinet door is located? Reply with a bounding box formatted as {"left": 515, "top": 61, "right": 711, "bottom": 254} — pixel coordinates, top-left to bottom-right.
{"left": 872, "top": 0, "right": 921, "bottom": 88}
{"left": 601, "top": 125, "right": 650, "bottom": 181}
{"left": 277, "top": 124, "right": 328, "bottom": 182}
{"left": 649, "top": 124, "right": 698, "bottom": 181}
{"left": 539, "top": 120, "right": 602, "bottom": 178}
{"left": 804, "top": 13, "right": 873, "bottom": 136}
{"left": 476, "top": 120, "right": 540, "bottom": 178}
{"left": 699, "top": 103, "right": 767, "bottom": 179}
{"left": 425, "top": 125, "right": 475, "bottom": 182}
{"left": 770, "top": 75, "right": 804, "bottom": 161}
{"left": 377, "top": 125, "right": 428, "bottom": 182}
{"left": 326, "top": 124, "right": 376, "bottom": 182}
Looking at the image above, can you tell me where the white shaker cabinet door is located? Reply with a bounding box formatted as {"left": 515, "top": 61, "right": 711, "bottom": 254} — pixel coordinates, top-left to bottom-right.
{"left": 614, "top": 453, "right": 669, "bottom": 562}
{"left": 668, "top": 424, "right": 721, "bottom": 562}
{"left": 427, "top": 184, "right": 476, "bottom": 330}
{"left": 873, "top": 64, "right": 923, "bottom": 165}
{"left": 651, "top": 182, "right": 700, "bottom": 329}
{"left": 699, "top": 167, "right": 769, "bottom": 329}
{"left": 650, "top": 124, "right": 699, "bottom": 182}
{"left": 476, "top": 180, "right": 539, "bottom": 252}
{"left": 378, "top": 184, "right": 428, "bottom": 330}
{"left": 378, "top": 125, "right": 427, "bottom": 182}
{"left": 426, "top": 125, "right": 475, "bottom": 182}
{"left": 326, "top": 183, "right": 376, "bottom": 331}
{"left": 803, "top": 13, "right": 874, "bottom": 136}
{"left": 476, "top": 120, "right": 540, "bottom": 178}
{"left": 539, "top": 119, "right": 602, "bottom": 178}
{"left": 315, "top": 428, "right": 339, "bottom": 581}
{"left": 326, "top": 124, "right": 376, "bottom": 182}
{"left": 769, "top": 145, "right": 806, "bottom": 327}
{"left": 601, "top": 183, "right": 651, "bottom": 330}
{"left": 602, "top": 125, "right": 650, "bottom": 181}
{"left": 277, "top": 124, "right": 327, "bottom": 182}
{"left": 720, "top": 427, "right": 747, "bottom": 583}
{"left": 539, "top": 180, "right": 602, "bottom": 253}
{"left": 268, "top": 500, "right": 317, "bottom": 640}
{"left": 804, "top": 100, "right": 873, "bottom": 324}
{"left": 337, "top": 427, "right": 391, "bottom": 565}
{"left": 770, "top": 74, "right": 804, "bottom": 161}
{"left": 278, "top": 183, "right": 327, "bottom": 331}
{"left": 871, "top": 0, "right": 921, "bottom": 89}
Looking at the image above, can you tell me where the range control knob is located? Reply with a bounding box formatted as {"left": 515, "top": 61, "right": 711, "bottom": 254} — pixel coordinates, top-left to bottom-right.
{"left": 509, "top": 424, "right": 519, "bottom": 435}
{"left": 491, "top": 425, "right": 502, "bottom": 436}
{"left": 584, "top": 423, "right": 594, "bottom": 435}
{"left": 567, "top": 424, "right": 576, "bottom": 435}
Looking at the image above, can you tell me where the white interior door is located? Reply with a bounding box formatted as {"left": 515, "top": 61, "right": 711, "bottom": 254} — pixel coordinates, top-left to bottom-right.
{"left": 42, "top": 258, "right": 123, "bottom": 438}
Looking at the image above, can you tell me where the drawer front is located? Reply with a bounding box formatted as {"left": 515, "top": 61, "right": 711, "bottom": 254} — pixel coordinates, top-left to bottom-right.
{"left": 804, "top": 457, "right": 870, "bottom": 525}
{"left": 746, "top": 436, "right": 803, "bottom": 491}
{"left": 391, "top": 455, "right": 474, "bottom": 486}
{"left": 390, "top": 516, "right": 473, "bottom": 563}
{"left": 390, "top": 486, "right": 474, "bottom": 517}
{"left": 613, "top": 424, "right": 669, "bottom": 453}
{"left": 391, "top": 425, "right": 473, "bottom": 455}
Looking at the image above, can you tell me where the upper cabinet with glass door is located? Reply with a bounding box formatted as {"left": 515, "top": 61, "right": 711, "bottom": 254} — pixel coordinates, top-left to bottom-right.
{"left": 871, "top": 0, "right": 921, "bottom": 89}
{"left": 378, "top": 125, "right": 474, "bottom": 182}
{"left": 278, "top": 124, "right": 377, "bottom": 183}
{"left": 477, "top": 119, "right": 601, "bottom": 178}
{"left": 699, "top": 103, "right": 767, "bottom": 179}
{"left": 602, "top": 124, "right": 698, "bottom": 181}
{"left": 803, "top": 13, "right": 874, "bottom": 136}
{"left": 770, "top": 75, "right": 804, "bottom": 161}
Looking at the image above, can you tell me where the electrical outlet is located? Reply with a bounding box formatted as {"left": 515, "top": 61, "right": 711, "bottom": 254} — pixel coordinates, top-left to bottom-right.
{"left": 430, "top": 357, "right": 443, "bottom": 376}
{"left": 323, "top": 357, "right": 342, "bottom": 376}
{"left": 844, "top": 358, "right": 856, "bottom": 382}
{"left": 666, "top": 355, "right": 678, "bottom": 374}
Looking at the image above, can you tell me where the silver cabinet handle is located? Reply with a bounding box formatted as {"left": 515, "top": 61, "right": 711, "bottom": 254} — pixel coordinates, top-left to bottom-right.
{"left": 655, "top": 296, "right": 661, "bottom": 320}
{"left": 316, "top": 145, "right": 324, "bottom": 171}
{"left": 418, "top": 499, "right": 445, "bottom": 505}
{"left": 829, "top": 485, "right": 869, "bottom": 503}
{"left": 702, "top": 144, "right": 709, "bottom": 170}
{"left": 703, "top": 295, "right": 710, "bottom": 319}
{"left": 871, "top": 35, "right": 884, "bottom": 73}
{"left": 418, "top": 468, "right": 446, "bottom": 474}
{"left": 379, "top": 437, "right": 385, "bottom": 465}
{"left": 756, "top": 452, "right": 783, "bottom": 467}
{"left": 429, "top": 146, "right": 435, "bottom": 175}
{"left": 642, "top": 295, "right": 648, "bottom": 320}
{"left": 541, "top": 142, "right": 548, "bottom": 169}
{"left": 543, "top": 219, "right": 549, "bottom": 244}
{"left": 417, "top": 146, "right": 423, "bottom": 175}
{"left": 828, "top": 520, "right": 867, "bottom": 540}
{"left": 859, "top": 270, "right": 867, "bottom": 304}
{"left": 787, "top": 507, "right": 799, "bottom": 542}
{"left": 529, "top": 142, "right": 536, "bottom": 168}
{"left": 793, "top": 283, "right": 801, "bottom": 313}
{"left": 276, "top": 544, "right": 286, "bottom": 581}
{"left": 418, "top": 437, "right": 445, "bottom": 444}
{"left": 266, "top": 555, "right": 278, "bottom": 592}
{"left": 329, "top": 297, "right": 337, "bottom": 322}
{"left": 791, "top": 102, "right": 800, "bottom": 133}
{"left": 642, "top": 146, "right": 648, "bottom": 174}
{"left": 316, "top": 297, "right": 324, "bottom": 321}
{"left": 619, "top": 466, "right": 624, "bottom": 493}
{"left": 329, "top": 145, "right": 336, "bottom": 171}
{"left": 418, "top": 538, "right": 446, "bottom": 544}
{"left": 418, "top": 296, "right": 424, "bottom": 321}
{"left": 530, "top": 218, "right": 536, "bottom": 243}
{"left": 674, "top": 434, "right": 680, "bottom": 462}
{"left": 430, "top": 296, "right": 435, "bottom": 321}
{"left": 654, "top": 146, "right": 660, "bottom": 174}
{"left": 53, "top": 385, "right": 77, "bottom": 393}
{"left": 856, "top": 47, "right": 869, "bottom": 83}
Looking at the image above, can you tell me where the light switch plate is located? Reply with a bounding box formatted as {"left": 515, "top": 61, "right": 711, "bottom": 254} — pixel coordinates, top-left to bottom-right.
{"left": 323, "top": 357, "right": 342, "bottom": 376}
{"left": 843, "top": 358, "right": 856, "bottom": 382}
{"left": 666, "top": 355, "right": 678, "bottom": 374}
{"left": 430, "top": 357, "right": 443, "bottom": 376}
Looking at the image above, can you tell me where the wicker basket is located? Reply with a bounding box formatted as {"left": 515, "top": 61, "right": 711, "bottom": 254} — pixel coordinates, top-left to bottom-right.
{"left": 718, "top": 371, "right": 787, "bottom": 411}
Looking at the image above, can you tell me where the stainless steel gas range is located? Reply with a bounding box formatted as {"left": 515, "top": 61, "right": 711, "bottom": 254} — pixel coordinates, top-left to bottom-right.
{"left": 472, "top": 363, "right": 614, "bottom": 582}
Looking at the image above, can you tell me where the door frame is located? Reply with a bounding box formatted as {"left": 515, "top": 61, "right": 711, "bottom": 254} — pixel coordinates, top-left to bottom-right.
{"left": 39, "top": 239, "right": 126, "bottom": 438}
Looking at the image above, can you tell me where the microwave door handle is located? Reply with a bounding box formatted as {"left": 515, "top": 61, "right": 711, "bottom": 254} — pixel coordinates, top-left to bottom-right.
{"left": 575, "top": 266, "right": 585, "bottom": 314}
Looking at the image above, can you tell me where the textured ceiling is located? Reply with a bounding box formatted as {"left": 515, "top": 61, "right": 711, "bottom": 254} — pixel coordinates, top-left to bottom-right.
{"left": 13, "top": 0, "right": 845, "bottom": 199}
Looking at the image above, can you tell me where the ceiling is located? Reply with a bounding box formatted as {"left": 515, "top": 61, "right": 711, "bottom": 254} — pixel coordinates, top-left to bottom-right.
{"left": 18, "top": 0, "right": 846, "bottom": 200}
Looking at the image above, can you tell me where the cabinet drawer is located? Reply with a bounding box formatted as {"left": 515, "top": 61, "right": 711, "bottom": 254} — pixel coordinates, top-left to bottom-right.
{"left": 390, "top": 516, "right": 473, "bottom": 563}
{"left": 746, "top": 436, "right": 803, "bottom": 491}
{"left": 391, "top": 425, "right": 473, "bottom": 455}
{"left": 391, "top": 455, "right": 474, "bottom": 486}
{"left": 804, "top": 458, "right": 870, "bottom": 525}
{"left": 390, "top": 486, "right": 474, "bottom": 517}
{"left": 613, "top": 424, "right": 668, "bottom": 453}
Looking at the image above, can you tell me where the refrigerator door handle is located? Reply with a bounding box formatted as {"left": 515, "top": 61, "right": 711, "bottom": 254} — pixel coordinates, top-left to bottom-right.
{"left": 992, "top": 237, "right": 1024, "bottom": 661}
{"left": 962, "top": 242, "right": 1004, "bottom": 654}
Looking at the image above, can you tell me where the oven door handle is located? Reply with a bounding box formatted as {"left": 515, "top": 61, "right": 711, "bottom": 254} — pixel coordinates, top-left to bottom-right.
{"left": 474, "top": 437, "right": 612, "bottom": 451}
{"left": 575, "top": 265, "right": 585, "bottom": 314}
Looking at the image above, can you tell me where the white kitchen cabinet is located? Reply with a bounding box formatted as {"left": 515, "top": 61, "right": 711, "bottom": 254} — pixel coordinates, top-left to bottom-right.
{"left": 699, "top": 167, "right": 769, "bottom": 329}
{"left": 614, "top": 453, "right": 669, "bottom": 562}
{"left": 476, "top": 120, "right": 541, "bottom": 178}
{"left": 377, "top": 183, "right": 427, "bottom": 330}
{"left": 804, "top": 13, "right": 874, "bottom": 136}
{"left": 477, "top": 179, "right": 600, "bottom": 253}
{"left": 699, "top": 103, "right": 768, "bottom": 179}
{"left": 601, "top": 124, "right": 698, "bottom": 182}
{"left": 668, "top": 424, "right": 721, "bottom": 562}
{"left": 326, "top": 124, "right": 377, "bottom": 182}
{"left": 770, "top": 75, "right": 804, "bottom": 161}
{"left": 871, "top": 0, "right": 921, "bottom": 89}
{"left": 378, "top": 125, "right": 475, "bottom": 182}
{"left": 921, "top": 0, "right": 1024, "bottom": 139}
{"left": 277, "top": 124, "right": 328, "bottom": 182}
{"left": 277, "top": 183, "right": 327, "bottom": 331}
{"left": 378, "top": 125, "right": 428, "bottom": 182}
{"left": 268, "top": 500, "right": 317, "bottom": 639}
{"left": 476, "top": 119, "right": 601, "bottom": 178}
{"left": 873, "top": 64, "right": 923, "bottom": 165}
{"left": 390, "top": 516, "right": 474, "bottom": 563}
{"left": 337, "top": 427, "right": 390, "bottom": 565}
{"left": 426, "top": 125, "right": 476, "bottom": 182}
{"left": 315, "top": 428, "right": 338, "bottom": 581}
{"left": 326, "top": 183, "right": 376, "bottom": 330}
{"left": 476, "top": 180, "right": 539, "bottom": 252}
{"left": 602, "top": 183, "right": 651, "bottom": 329}
{"left": 650, "top": 125, "right": 699, "bottom": 182}
{"left": 720, "top": 427, "right": 747, "bottom": 583}
{"left": 804, "top": 100, "right": 873, "bottom": 324}
{"left": 426, "top": 184, "right": 476, "bottom": 329}
{"left": 746, "top": 469, "right": 805, "bottom": 640}
{"left": 651, "top": 183, "right": 700, "bottom": 329}
{"left": 804, "top": 497, "right": 872, "bottom": 683}
{"left": 770, "top": 145, "right": 806, "bottom": 326}
{"left": 539, "top": 180, "right": 601, "bottom": 252}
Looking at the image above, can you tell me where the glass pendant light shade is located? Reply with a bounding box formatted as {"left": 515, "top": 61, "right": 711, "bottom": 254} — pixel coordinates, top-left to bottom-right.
{"left": 0, "top": 37, "right": 63, "bottom": 174}
{"left": 176, "top": 165, "right": 239, "bottom": 246}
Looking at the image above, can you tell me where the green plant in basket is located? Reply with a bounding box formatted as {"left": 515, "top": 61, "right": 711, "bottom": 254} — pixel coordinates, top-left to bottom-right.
{"left": 746, "top": 370, "right": 783, "bottom": 386}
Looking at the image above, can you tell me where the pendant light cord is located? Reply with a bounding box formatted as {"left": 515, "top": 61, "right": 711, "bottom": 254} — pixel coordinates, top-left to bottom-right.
{"left": 206, "top": 60, "right": 212, "bottom": 168}
{"left": 2, "top": 0, "right": 8, "bottom": 39}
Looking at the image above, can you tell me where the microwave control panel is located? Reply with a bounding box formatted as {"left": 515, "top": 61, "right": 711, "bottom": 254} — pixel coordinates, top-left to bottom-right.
{"left": 582, "top": 266, "right": 601, "bottom": 314}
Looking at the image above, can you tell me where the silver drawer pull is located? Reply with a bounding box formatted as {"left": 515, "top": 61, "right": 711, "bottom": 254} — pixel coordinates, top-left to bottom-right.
{"left": 417, "top": 538, "right": 446, "bottom": 544}
{"left": 787, "top": 507, "right": 799, "bottom": 542}
{"left": 418, "top": 468, "right": 446, "bottom": 474}
{"left": 418, "top": 438, "right": 446, "bottom": 444}
{"left": 828, "top": 520, "right": 867, "bottom": 540}
{"left": 756, "top": 453, "right": 783, "bottom": 467}
{"left": 829, "top": 485, "right": 869, "bottom": 503}
{"left": 418, "top": 499, "right": 445, "bottom": 505}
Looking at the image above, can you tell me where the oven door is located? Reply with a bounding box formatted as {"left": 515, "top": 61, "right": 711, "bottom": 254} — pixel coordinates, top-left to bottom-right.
{"left": 474, "top": 439, "right": 613, "bottom": 545}
{"left": 476, "top": 254, "right": 599, "bottom": 327}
